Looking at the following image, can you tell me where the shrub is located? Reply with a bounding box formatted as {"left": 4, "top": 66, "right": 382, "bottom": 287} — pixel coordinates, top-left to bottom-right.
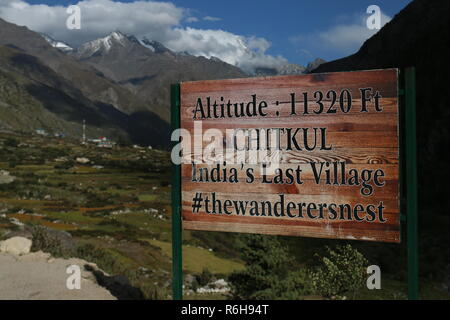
{"left": 160, "top": 181, "right": 169, "bottom": 187}
{"left": 54, "top": 161, "right": 74, "bottom": 170}
{"left": 76, "top": 243, "right": 119, "bottom": 273}
{"left": 31, "top": 226, "right": 67, "bottom": 258}
{"left": 76, "top": 244, "right": 156, "bottom": 300}
{"left": 190, "top": 278, "right": 200, "bottom": 293}
{"left": 196, "top": 268, "right": 214, "bottom": 287}
{"left": 8, "top": 160, "right": 17, "bottom": 168}
{"left": 229, "top": 234, "right": 311, "bottom": 300}
{"left": 311, "top": 244, "right": 368, "bottom": 298}
{"left": 42, "top": 147, "right": 68, "bottom": 159}
{"left": 4, "top": 138, "right": 19, "bottom": 148}
{"left": 140, "top": 283, "right": 168, "bottom": 300}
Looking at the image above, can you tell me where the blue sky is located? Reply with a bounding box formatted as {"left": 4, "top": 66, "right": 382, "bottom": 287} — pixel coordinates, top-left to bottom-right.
{"left": 1, "top": 0, "right": 412, "bottom": 70}
{"left": 169, "top": 0, "right": 412, "bottom": 63}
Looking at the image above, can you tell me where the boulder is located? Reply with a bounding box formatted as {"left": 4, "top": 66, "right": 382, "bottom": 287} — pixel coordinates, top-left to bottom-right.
{"left": 76, "top": 157, "right": 90, "bottom": 164}
{"left": 211, "top": 279, "right": 229, "bottom": 289}
{"left": 0, "top": 170, "right": 15, "bottom": 184}
{"left": 3, "top": 229, "right": 33, "bottom": 240}
{"left": 0, "top": 236, "right": 32, "bottom": 255}
{"left": 184, "top": 274, "right": 195, "bottom": 286}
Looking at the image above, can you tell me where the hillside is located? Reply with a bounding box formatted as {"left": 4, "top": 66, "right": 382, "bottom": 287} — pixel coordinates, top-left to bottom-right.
{"left": 70, "top": 32, "right": 246, "bottom": 122}
{"left": 0, "top": 44, "right": 169, "bottom": 147}
{"left": 0, "top": 18, "right": 142, "bottom": 114}
{"left": 0, "top": 18, "right": 252, "bottom": 142}
{"left": 0, "top": 17, "right": 327, "bottom": 143}
{"left": 312, "top": 0, "right": 450, "bottom": 211}
{"left": 0, "top": 132, "right": 245, "bottom": 299}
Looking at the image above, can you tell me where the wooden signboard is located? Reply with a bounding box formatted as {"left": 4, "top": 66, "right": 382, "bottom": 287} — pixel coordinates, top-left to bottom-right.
{"left": 178, "top": 69, "right": 400, "bottom": 243}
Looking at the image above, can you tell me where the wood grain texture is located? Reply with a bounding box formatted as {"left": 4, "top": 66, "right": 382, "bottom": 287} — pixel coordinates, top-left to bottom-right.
{"left": 179, "top": 69, "right": 400, "bottom": 243}
{"left": 181, "top": 98, "right": 399, "bottom": 121}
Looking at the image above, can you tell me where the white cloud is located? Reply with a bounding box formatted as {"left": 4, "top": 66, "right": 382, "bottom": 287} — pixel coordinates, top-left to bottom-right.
{"left": 203, "top": 16, "right": 221, "bottom": 22}
{"left": 186, "top": 16, "right": 199, "bottom": 23}
{"left": 297, "top": 48, "right": 313, "bottom": 58}
{"left": 0, "top": 0, "right": 285, "bottom": 73}
{"left": 290, "top": 11, "right": 391, "bottom": 57}
{"left": 165, "top": 28, "right": 287, "bottom": 73}
{"left": 0, "top": 0, "right": 183, "bottom": 46}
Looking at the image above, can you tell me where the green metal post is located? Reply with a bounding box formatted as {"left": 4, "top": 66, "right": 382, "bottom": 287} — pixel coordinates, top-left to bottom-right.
{"left": 405, "top": 67, "right": 419, "bottom": 300}
{"left": 171, "top": 84, "right": 183, "bottom": 300}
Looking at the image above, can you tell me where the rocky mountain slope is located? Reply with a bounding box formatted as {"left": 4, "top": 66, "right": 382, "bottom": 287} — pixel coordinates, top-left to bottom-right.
{"left": 254, "top": 62, "right": 306, "bottom": 77}
{"left": 0, "top": 17, "right": 325, "bottom": 146}
{"left": 0, "top": 43, "right": 168, "bottom": 147}
{"left": 39, "top": 33, "right": 74, "bottom": 53}
{"left": 304, "top": 58, "right": 326, "bottom": 73}
{"left": 0, "top": 18, "right": 246, "bottom": 145}
{"left": 0, "top": 18, "right": 141, "bottom": 114}
{"left": 311, "top": 0, "right": 450, "bottom": 211}
{"left": 70, "top": 31, "right": 246, "bottom": 122}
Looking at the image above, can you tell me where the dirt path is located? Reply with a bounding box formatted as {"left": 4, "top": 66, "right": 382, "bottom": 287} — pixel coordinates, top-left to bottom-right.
{"left": 0, "top": 251, "right": 116, "bottom": 300}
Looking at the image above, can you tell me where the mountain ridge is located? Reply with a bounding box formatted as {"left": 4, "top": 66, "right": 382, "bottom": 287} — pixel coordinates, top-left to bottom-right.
{"left": 46, "top": 30, "right": 323, "bottom": 79}
{"left": 65, "top": 30, "right": 248, "bottom": 122}
{"left": 311, "top": 0, "right": 450, "bottom": 210}
{"left": 0, "top": 17, "right": 325, "bottom": 147}
{"left": 0, "top": 21, "right": 170, "bottom": 147}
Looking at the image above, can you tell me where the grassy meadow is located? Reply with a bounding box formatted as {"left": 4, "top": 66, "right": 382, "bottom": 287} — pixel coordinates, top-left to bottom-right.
{"left": 0, "top": 132, "right": 244, "bottom": 299}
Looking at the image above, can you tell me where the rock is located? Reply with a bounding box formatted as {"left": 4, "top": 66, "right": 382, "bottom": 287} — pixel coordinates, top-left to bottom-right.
{"left": 195, "top": 278, "right": 231, "bottom": 294}
{"left": 211, "top": 279, "right": 229, "bottom": 289}
{"left": 184, "top": 274, "right": 195, "bottom": 286}
{"left": 76, "top": 157, "right": 90, "bottom": 164}
{"left": 17, "top": 250, "right": 51, "bottom": 262}
{"left": 9, "top": 218, "right": 24, "bottom": 228}
{"left": 138, "top": 266, "right": 148, "bottom": 273}
{"left": 85, "top": 266, "right": 144, "bottom": 300}
{"left": 0, "top": 170, "right": 15, "bottom": 184}
{"left": 3, "top": 229, "right": 33, "bottom": 240}
{"left": 304, "top": 58, "right": 327, "bottom": 73}
{"left": 0, "top": 236, "right": 32, "bottom": 255}
{"left": 0, "top": 252, "right": 117, "bottom": 300}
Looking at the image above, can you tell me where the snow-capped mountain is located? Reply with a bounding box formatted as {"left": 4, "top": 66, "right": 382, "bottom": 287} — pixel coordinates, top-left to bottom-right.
{"left": 40, "top": 33, "right": 73, "bottom": 53}
{"left": 63, "top": 31, "right": 245, "bottom": 122}
{"left": 139, "top": 38, "right": 172, "bottom": 54}
{"left": 71, "top": 31, "right": 174, "bottom": 60}
{"left": 75, "top": 31, "right": 129, "bottom": 56}
{"left": 138, "top": 38, "right": 155, "bottom": 52}
{"left": 37, "top": 30, "right": 325, "bottom": 122}
{"left": 42, "top": 30, "right": 318, "bottom": 77}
